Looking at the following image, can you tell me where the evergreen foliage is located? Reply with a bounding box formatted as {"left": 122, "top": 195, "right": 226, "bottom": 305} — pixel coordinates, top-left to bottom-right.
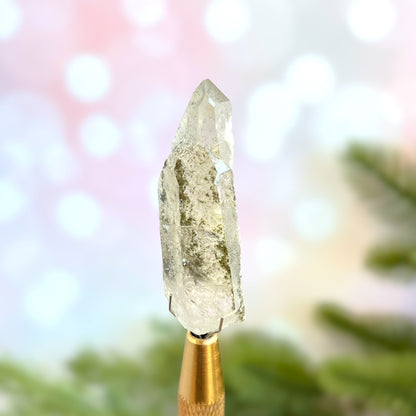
{"left": 344, "top": 143, "right": 416, "bottom": 228}
{"left": 315, "top": 143, "right": 416, "bottom": 416}
{"left": 366, "top": 244, "right": 416, "bottom": 276}
{"left": 0, "top": 326, "right": 350, "bottom": 416}
{"left": 319, "top": 354, "right": 416, "bottom": 416}
{"left": 344, "top": 143, "right": 416, "bottom": 277}
{"left": 317, "top": 303, "right": 416, "bottom": 352}
{"left": 221, "top": 332, "right": 345, "bottom": 416}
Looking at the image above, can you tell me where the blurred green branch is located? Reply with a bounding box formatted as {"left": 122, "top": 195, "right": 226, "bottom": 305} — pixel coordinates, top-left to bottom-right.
{"left": 0, "top": 326, "right": 350, "bottom": 416}
{"left": 345, "top": 143, "right": 416, "bottom": 279}
{"left": 319, "top": 354, "right": 416, "bottom": 416}
{"left": 366, "top": 244, "right": 416, "bottom": 277}
{"left": 314, "top": 142, "right": 416, "bottom": 416}
{"left": 317, "top": 304, "right": 416, "bottom": 352}
{"left": 345, "top": 143, "right": 416, "bottom": 227}
{"left": 0, "top": 361, "right": 109, "bottom": 416}
{"left": 221, "top": 332, "right": 344, "bottom": 416}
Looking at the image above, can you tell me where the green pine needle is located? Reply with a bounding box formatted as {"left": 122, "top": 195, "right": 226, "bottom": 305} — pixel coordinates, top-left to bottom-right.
{"left": 319, "top": 353, "right": 416, "bottom": 416}
{"left": 0, "top": 326, "right": 351, "bottom": 416}
{"left": 0, "top": 361, "right": 108, "bottom": 416}
{"left": 317, "top": 304, "right": 416, "bottom": 352}
{"left": 221, "top": 332, "right": 346, "bottom": 416}
{"left": 344, "top": 143, "right": 416, "bottom": 229}
{"left": 366, "top": 243, "right": 416, "bottom": 278}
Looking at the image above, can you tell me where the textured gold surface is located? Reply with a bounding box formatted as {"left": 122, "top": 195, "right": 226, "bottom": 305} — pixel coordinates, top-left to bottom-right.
{"left": 178, "top": 332, "right": 224, "bottom": 416}
{"left": 178, "top": 394, "right": 225, "bottom": 416}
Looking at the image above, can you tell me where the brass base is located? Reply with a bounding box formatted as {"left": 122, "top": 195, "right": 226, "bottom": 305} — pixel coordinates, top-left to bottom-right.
{"left": 178, "top": 332, "right": 225, "bottom": 416}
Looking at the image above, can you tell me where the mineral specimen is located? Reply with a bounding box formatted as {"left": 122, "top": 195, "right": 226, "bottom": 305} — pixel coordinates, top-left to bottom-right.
{"left": 158, "top": 79, "right": 244, "bottom": 335}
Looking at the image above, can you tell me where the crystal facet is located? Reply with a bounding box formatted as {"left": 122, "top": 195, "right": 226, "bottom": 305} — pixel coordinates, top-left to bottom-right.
{"left": 158, "top": 79, "right": 244, "bottom": 335}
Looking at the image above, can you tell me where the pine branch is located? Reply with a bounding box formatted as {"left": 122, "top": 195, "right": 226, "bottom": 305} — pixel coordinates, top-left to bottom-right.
{"left": 319, "top": 353, "right": 416, "bottom": 416}
{"left": 0, "top": 326, "right": 352, "bottom": 416}
{"left": 344, "top": 143, "right": 416, "bottom": 230}
{"left": 69, "top": 322, "right": 184, "bottom": 415}
{"left": 366, "top": 243, "right": 416, "bottom": 278}
{"left": 221, "top": 332, "right": 348, "bottom": 416}
{"left": 0, "top": 361, "right": 109, "bottom": 416}
{"left": 317, "top": 304, "right": 416, "bottom": 352}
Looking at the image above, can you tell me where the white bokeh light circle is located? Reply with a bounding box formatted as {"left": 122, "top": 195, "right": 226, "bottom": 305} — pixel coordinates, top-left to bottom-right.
{"left": 205, "top": 0, "right": 251, "bottom": 44}
{"left": 66, "top": 55, "right": 111, "bottom": 102}
{"left": 285, "top": 54, "right": 336, "bottom": 104}
{"left": 0, "top": 178, "right": 25, "bottom": 223}
{"left": 244, "top": 122, "right": 287, "bottom": 162}
{"left": 293, "top": 197, "right": 338, "bottom": 241}
{"left": 244, "top": 83, "right": 299, "bottom": 161}
{"left": 347, "top": 0, "right": 397, "bottom": 43}
{"left": 255, "top": 237, "right": 296, "bottom": 276}
{"left": 80, "top": 114, "right": 122, "bottom": 158}
{"left": 122, "top": 0, "right": 167, "bottom": 27}
{"left": 0, "top": 0, "right": 22, "bottom": 40}
{"left": 56, "top": 191, "right": 102, "bottom": 239}
{"left": 315, "top": 85, "right": 403, "bottom": 151}
{"left": 380, "top": 92, "right": 404, "bottom": 126}
{"left": 24, "top": 269, "right": 80, "bottom": 327}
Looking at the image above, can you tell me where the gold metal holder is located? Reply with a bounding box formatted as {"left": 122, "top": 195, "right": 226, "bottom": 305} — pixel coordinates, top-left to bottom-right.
{"left": 178, "top": 331, "right": 225, "bottom": 416}
{"left": 169, "top": 295, "right": 225, "bottom": 415}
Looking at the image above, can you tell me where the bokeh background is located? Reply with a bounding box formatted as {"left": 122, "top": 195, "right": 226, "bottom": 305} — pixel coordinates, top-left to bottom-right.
{"left": 0, "top": 0, "right": 415, "bottom": 367}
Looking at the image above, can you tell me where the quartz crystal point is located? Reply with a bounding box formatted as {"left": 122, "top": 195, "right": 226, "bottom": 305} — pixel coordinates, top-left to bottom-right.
{"left": 158, "top": 79, "right": 245, "bottom": 335}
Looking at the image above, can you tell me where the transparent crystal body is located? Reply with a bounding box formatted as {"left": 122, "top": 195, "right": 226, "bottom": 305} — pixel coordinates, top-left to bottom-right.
{"left": 158, "top": 79, "right": 245, "bottom": 335}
